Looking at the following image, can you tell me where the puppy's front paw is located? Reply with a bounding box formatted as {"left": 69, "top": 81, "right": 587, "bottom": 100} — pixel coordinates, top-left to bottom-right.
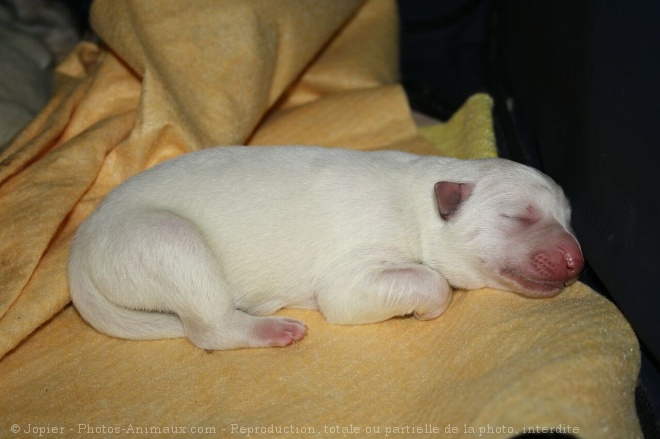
{"left": 413, "top": 287, "right": 452, "bottom": 321}
{"left": 413, "top": 307, "right": 447, "bottom": 321}
{"left": 254, "top": 317, "right": 308, "bottom": 347}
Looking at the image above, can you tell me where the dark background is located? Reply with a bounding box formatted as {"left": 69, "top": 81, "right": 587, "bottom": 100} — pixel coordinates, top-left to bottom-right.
{"left": 398, "top": 1, "right": 660, "bottom": 436}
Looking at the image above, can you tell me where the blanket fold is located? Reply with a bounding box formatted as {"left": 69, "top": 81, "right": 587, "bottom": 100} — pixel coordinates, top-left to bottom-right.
{"left": 0, "top": 1, "right": 641, "bottom": 437}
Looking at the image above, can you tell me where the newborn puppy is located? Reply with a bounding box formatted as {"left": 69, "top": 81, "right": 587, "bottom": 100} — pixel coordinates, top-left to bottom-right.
{"left": 68, "top": 146, "right": 584, "bottom": 350}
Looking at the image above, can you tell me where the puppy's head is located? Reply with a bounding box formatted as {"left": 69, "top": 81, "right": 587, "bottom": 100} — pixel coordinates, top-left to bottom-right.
{"left": 430, "top": 159, "right": 584, "bottom": 298}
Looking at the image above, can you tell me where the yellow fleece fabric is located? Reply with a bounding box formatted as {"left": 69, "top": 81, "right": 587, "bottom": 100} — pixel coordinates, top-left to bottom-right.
{"left": 0, "top": 1, "right": 641, "bottom": 437}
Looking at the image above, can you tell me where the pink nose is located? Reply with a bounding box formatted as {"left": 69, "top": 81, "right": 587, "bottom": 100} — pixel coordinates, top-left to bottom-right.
{"left": 532, "top": 233, "right": 584, "bottom": 282}
{"left": 564, "top": 250, "right": 584, "bottom": 280}
{"left": 562, "top": 242, "right": 584, "bottom": 279}
{"left": 559, "top": 231, "right": 584, "bottom": 279}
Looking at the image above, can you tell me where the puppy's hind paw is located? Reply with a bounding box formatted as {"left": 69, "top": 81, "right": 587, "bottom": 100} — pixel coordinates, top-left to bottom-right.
{"left": 255, "top": 317, "right": 308, "bottom": 347}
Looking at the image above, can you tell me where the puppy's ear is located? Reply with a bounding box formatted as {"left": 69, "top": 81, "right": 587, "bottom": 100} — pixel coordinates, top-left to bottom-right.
{"left": 434, "top": 182, "right": 473, "bottom": 220}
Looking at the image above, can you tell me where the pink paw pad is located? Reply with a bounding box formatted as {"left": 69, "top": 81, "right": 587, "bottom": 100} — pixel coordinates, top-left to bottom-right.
{"left": 256, "top": 317, "right": 307, "bottom": 347}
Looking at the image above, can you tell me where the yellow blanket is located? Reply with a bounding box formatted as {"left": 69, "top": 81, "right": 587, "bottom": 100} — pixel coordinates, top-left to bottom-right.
{"left": 0, "top": 1, "right": 641, "bottom": 437}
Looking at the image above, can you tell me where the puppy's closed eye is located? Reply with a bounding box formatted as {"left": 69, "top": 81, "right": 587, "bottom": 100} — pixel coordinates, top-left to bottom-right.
{"left": 500, "top": 204, "right": 540, "bottom": 226}
{"left": 500, "top": 213, "right": 538, "bottom": 225}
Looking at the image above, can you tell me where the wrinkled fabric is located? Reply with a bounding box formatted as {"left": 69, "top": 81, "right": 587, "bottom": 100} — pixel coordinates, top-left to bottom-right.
{"left": 0, "top": 1, "right": 640, "bottom": 437}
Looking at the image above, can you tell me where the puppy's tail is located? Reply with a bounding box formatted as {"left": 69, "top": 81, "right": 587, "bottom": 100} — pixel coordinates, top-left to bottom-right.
{"left": 68, "top": 268, "right": 185, "bottom": 341}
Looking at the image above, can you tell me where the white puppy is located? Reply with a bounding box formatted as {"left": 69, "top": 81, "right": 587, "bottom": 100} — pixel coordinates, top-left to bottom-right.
{"left": 68, "top": 146, "right": 583, "bottom": 350}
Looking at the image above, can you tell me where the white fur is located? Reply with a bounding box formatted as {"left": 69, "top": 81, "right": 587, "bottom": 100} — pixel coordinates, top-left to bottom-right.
{"left": 68, "top": 146, "right": 581, "bottom": 350}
